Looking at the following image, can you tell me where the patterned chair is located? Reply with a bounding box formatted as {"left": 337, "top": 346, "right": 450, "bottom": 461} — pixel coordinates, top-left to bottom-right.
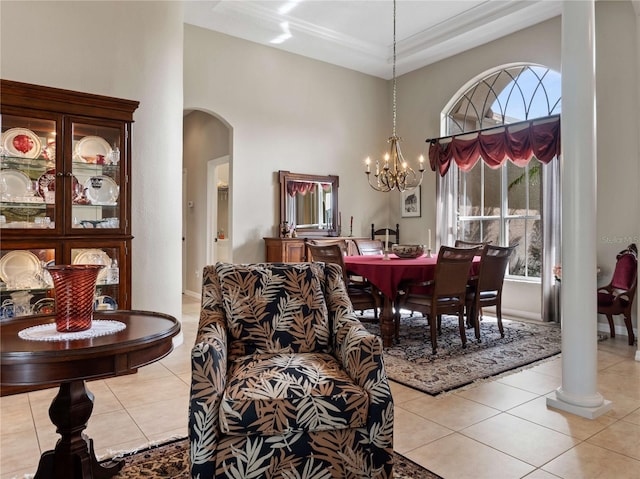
{"left": 189, "top": 262, "right": 394, "bottom": 478}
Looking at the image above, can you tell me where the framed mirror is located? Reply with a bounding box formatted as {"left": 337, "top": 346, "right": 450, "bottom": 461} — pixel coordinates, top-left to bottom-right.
{"left": 279, "top": 170, "right": 339, "bottom": 237}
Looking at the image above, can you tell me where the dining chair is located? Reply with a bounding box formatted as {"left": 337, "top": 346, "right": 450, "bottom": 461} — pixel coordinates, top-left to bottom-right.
{"left": 307, "top": 242, "right": 381, "bottom": 319}
{"left": 371, "top": 224, "right": 400, "bottom": 250}
{"left": 397, "top": 245, "right": 481, "bottom": 354}
{"left": 465, "top": 244, "right": 515, "bottom": 340}
{"left": 597, "top": 243, "right": 637, "bottom": 345}
{"left": 354, "top": 239, "right": 384, "bottom": 256}
{"left": 454, "top": 239, "right": 491, "bottom": 248}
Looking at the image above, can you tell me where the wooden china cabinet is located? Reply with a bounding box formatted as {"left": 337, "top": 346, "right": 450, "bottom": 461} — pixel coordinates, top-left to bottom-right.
{"left": 0, "top": 80, "right": 139, "bottom": 320}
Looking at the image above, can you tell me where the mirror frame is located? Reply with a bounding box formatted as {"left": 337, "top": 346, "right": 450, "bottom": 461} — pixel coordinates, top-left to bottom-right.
{"left": 279, "top": 170, "right": 339, "bottom": 237}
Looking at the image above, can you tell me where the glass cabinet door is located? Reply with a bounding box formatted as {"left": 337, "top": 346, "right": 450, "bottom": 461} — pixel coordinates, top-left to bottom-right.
{"left": 69, "top": 121, "right": 124, "bottom": 232}
{"left": 70, "top": 245, "right": 123, "bottom": 311}
{"left": 0, "top": 247, "right": 56, "bottom": 319}
{"left": 0, "top": 114, "right": 58, "bottom": 232}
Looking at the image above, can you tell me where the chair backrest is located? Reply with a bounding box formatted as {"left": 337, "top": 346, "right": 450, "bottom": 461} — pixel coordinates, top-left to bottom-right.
{"left": 354, "top": 239, "right": 384, "bottom": 256}
{"left": 211, "top": 262, "right": 336, "bottom": 356}
{"left": 454, "top": 239, "right": 491, "bottom": 248}
{"left": 306, "top": 239, "right": 348, "bottom": 256}
{"left": 433, "top": 246, "right": 481, "bottom": 297}
{"left": 610, "top": 249, "right": 638, "bottom": 291}
{"left": 371, "top": 224, "right": 400, "bottom": 249}
{"left": 476, "top": 244, "right": 515, "bottom": 292}
{"left": 307, "top": 243, "right": 348, "bottom": 283}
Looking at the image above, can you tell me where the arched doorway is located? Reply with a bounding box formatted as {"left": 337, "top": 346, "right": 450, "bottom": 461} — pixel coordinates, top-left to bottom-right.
{"left": 182, "top": 110, "right": 232, "bottom": 297}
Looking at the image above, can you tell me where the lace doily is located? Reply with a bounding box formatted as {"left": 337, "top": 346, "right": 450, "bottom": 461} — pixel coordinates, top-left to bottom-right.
{"left": 18, "top": 320, "right": 126, "bottom": 342}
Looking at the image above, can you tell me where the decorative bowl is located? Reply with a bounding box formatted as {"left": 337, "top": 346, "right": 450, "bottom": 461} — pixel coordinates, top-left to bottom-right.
{"left": 392, "top": 244, "right": 425, "bottom": 259}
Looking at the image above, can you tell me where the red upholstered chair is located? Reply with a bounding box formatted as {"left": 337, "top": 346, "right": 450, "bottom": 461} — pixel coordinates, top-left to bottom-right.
{"left": 597, "top": 244, "right": 637, "bottom": 345}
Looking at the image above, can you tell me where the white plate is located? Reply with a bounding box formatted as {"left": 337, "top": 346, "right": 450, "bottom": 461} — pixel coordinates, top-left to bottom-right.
{"left": 2, "top": 128, "right": 42, "bottom": 159}
{"left": 73, "top": 249, "right": 111, "bottom": 282}
{"left": 84, "top": 176, "right": 119, "bottom": 205}
{"left": 0, "top": 250, "right": 41, "bottom": 285}
{"left": 0, "top": 169, "right": 31, "bottom": 198}
{"left": 75, "top": 136, "right": 112, "bottom": 164}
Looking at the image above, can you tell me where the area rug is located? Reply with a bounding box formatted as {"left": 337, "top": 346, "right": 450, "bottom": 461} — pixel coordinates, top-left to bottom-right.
{"left": 361, "top": 312, "right": 562, "bottom": 396}
{"left": 102, "top": 437, "right": 442, "bottom": 478}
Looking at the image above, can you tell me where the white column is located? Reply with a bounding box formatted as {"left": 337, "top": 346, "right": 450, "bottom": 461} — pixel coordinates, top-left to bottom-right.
{"left": 547, "top": 0, "right": 611, "bottom": 418}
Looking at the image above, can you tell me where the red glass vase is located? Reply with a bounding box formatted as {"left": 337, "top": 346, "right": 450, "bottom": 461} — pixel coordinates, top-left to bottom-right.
{"left": 46, "top": 265, "right": 104, "bottom": 332}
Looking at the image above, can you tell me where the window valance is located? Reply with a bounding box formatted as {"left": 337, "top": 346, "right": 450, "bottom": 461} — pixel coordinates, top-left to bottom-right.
{"left": 287, "top": 181, "right": 331, "bottom": 197}
{"left": 427, "top": 115, "right": 560, "bottom": 176}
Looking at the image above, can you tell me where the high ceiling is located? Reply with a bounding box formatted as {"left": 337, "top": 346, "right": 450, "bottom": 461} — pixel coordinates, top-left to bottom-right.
{"left": 183, "top": 0, "right": 563, "bottom": 79}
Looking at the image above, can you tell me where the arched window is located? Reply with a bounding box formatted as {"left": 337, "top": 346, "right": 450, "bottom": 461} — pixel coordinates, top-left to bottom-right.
{"left": 440, "top": 64, "right": 561, "bottom": 280}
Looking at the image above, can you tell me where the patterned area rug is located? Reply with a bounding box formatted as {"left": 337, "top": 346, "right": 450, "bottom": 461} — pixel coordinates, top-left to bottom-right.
{"left": 102, "top": 437, "right": 441, "bottom": 478}
{"left": 361, "top": 312, "right": 561, "bottom": 395}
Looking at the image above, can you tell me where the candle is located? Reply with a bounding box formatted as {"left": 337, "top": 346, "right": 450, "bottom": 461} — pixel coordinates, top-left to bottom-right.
{"left": 385, "top": 229, "right": 389, "bottom": 249}
{"left": 365, "top": 157, "right": 370, "bottom": 173}
{"left": 428, "top": 229, "right": 432, "bottom": 250}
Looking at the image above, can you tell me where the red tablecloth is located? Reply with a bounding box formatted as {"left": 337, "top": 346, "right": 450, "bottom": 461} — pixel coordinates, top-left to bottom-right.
{"left": 344, "top": 254, "right": 439, "bottom": 300}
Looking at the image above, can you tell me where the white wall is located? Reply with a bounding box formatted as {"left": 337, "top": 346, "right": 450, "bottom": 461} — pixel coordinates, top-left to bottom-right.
{"left": 1, "top": 1, "right": 184, "bottom": 320}
{"left": 184, "top": 26, "right": 392, "bottom": 263}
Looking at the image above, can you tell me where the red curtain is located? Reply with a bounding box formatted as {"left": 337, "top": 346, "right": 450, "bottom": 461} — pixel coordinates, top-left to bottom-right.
{"left": 428, "top": 116, "right": 560, "bottom": 176}
{"left": 287, "top": 181, "right": 315, "bottom": 197}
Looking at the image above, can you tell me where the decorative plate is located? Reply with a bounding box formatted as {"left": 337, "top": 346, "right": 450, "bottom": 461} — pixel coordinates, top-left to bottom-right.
{"left": 37, "top": 169, "right": 57, "bottom": 198}
{"left": 84, "top": 175, "right": 119, "bottom": 205}
{"left": 0, "top": 250, "right": 41, "bottom": 284}
{"left": 2, "top": 128, "right": 42, "bottom": 159}
{"left": 43, "top": 141, "right": 56, "bottom": 162}
{"left": 0, "top": 169, "right": 32, "bottom": 198}
{"left": 74, "top": 136, "right": 112, "bottom": 164}
{"left": 72, "top": 249, "right": 111, "bottom": 282}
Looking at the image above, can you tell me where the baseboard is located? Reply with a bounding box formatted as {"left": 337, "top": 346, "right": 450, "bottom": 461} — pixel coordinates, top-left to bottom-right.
{"left": 597, "top": 323, "right": 637, "bottom": 342}
{"left": 183, "top": 290, "right": 201, "bottom": 300}
{"left": 493, "top": 307, "right": 543, "bottom": 322}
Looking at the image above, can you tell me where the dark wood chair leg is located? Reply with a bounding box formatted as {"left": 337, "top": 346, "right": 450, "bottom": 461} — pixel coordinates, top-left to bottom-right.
{"left": 429, "top": 311, "right": 438, "bottom": 355}
{"left": 606, "top": 314, "right": 616, "bottom": 338}
{"left": 458, "top": 309, "right": 467, "bottom": 348}
{"left": 496, "top": 302, "right": 504, "bottom": 338}
{"left": 473, "top": 305, "right": 481, "bottom": 341}
{"left": 623, "top": 314, "right": 635, "bottom": 345}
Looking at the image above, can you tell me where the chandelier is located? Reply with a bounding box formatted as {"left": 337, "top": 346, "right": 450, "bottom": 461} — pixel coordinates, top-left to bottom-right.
{"left": 365, "top": 0, "right": 425, "bottom": 193}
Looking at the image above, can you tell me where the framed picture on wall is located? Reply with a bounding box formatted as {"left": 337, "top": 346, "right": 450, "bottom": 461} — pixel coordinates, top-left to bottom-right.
{"left": 400, "top": 186, "right": 421, "bottom": 218}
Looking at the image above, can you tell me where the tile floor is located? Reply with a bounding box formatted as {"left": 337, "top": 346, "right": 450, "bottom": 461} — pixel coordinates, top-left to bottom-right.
{"left": 1, "top": 296, "right": 639, "bottom": 479}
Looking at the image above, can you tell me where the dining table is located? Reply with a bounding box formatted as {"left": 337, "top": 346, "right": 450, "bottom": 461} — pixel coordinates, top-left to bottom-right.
{"left": 344, "top": 253, "right": 480, "bottom": 347}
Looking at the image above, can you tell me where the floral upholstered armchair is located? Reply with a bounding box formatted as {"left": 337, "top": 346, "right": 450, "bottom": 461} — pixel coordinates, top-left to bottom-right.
{"left": 189, "top": 262, "right": 394, "bottom": 478}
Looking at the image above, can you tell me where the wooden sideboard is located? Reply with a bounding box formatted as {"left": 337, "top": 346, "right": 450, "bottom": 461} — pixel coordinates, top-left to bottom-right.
{"left": 264, "top": 237, "right": 366, "bottom": 262}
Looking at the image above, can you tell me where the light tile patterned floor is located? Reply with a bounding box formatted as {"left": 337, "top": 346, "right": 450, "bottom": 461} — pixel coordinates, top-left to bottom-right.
{"left": 1, "top": 297, "right": 639, "bottom": 478}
